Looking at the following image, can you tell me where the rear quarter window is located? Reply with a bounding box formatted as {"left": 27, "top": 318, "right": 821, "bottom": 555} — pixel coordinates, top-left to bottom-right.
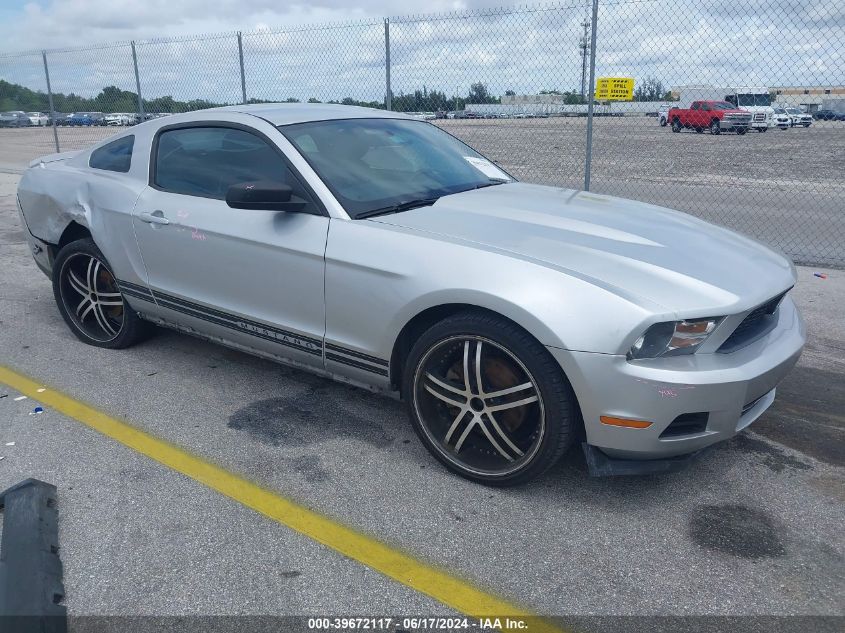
{"left": 89, "top": 135, "right": 134, "bottom": 173}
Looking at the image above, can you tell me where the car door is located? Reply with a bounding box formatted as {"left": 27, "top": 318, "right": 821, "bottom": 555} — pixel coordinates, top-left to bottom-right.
{"left": 689, "top": 102, "right": 703, "bottom": 128}
{"left": 132, "top": 123, "right": 329, "bottom": 367}
{"left": 698, "top": 102, "right": 710, "bottom": 127}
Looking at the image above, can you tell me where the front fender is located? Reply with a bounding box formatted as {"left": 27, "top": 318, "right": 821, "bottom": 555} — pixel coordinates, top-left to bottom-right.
{"left": 324, "top": 218, "right": 662, "bottom": 364}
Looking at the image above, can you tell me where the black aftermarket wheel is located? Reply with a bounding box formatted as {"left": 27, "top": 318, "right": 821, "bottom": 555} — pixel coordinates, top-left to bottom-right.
{"left": 52, "top": 238, "right": 150, "bottom": 349}
{"left": 403, "top": 311, "right": 578, "bottom": 486}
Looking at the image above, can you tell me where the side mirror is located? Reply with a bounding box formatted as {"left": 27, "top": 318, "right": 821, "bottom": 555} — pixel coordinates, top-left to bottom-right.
{"left": 225, "top": 181, "right": 307, "bottom": 212}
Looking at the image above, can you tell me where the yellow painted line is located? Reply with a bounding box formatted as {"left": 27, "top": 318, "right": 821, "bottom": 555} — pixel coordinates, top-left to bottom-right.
{"left": 0, "top": 365, "right": 566, "bottom": 632}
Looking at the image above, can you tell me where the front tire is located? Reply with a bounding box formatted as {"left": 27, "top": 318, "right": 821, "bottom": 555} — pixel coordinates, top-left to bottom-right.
{"left": 709, "top": 119, "right": 720, "bottom": 135}
{"left": 757, "top": 127, "right": 768, "bottom": 132}
{"left": 52, "top": 238, "right": 150, "bottom": 349}
{"left": 403, "top": 311, "right": 578, "bottom": 486}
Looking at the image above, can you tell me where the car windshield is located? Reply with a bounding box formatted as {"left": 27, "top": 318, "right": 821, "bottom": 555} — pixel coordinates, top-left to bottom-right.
{"left": 713, "top": 102, "right": 737, "bottom": 110}
{"left": 736, "top": 94, "right": 772, "bottom": 107}
{"left": 280, "top": 118, "right": 512, "bottom": 218}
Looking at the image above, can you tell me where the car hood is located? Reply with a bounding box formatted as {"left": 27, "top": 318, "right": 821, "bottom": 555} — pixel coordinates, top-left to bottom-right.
{"left": 370, "top": 182, "right": 795, "bottom": 316}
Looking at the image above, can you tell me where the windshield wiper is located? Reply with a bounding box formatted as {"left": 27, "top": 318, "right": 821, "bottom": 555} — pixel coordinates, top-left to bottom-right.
{"left": 355, "top": 197, "right": 440, "bottom": 219}
{"left": 472, "top": 178, "right": 509, "bottom": 190}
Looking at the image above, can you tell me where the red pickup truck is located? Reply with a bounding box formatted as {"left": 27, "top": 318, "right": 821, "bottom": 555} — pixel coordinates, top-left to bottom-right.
{"left": 668, "top": 100, "right": 752, "bottom": 135}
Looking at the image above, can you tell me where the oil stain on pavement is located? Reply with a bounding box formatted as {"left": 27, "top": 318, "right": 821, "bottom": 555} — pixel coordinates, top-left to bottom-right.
{"left": 228, "top": 389, "right": 396, "bottom": 449}
{"left": 689, "top": 504, "right": 786, "bottom": 559}
{"left": 730, "top": 434, "right": 813, "bottom": 473}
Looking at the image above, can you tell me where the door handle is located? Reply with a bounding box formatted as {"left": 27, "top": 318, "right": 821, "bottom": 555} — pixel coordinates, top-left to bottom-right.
{"left": 139, "top": 210, "right": 170, "bottom": 225}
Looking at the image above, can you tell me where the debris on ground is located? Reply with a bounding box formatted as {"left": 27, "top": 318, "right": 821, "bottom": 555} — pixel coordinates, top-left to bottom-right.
{"left": 13, "top": 395, "right": 27, "bottom": 401}
{"left": 30, "top": 406, "right": 44, "bottom": 415}
{"left": 814, "top": 272, "right": 828, "bottom": 279}
{"left": 5, "top": 442, "right": 14, "bottom": 446}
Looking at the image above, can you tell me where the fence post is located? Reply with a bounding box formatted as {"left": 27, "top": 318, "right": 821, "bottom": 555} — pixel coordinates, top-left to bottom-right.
{"left": 583, "top": 0, "right": 600, "bottom": 191}
{"left": 237, "top": 32, "right": 248, "bottom": 104}
{"left": 384, "top": 18, "right": 392, "bottom": 111}
{"left": 41, "top": 51, "right": 60, "bottom": 153}
{"left": 131, "top": 41, "right": 145, "bottom": 122}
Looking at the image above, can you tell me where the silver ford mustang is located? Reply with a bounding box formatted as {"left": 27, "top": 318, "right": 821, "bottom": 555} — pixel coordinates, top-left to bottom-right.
{"left": 16, "top": 104, "right": 805, "bottom": 485}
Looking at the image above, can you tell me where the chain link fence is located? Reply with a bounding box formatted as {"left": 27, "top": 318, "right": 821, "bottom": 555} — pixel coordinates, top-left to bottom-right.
{"left": 1, "top": 0, "right": 842, "bottom": 266}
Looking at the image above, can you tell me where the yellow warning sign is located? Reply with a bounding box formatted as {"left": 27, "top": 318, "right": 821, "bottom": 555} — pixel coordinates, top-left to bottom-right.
{"left": 595, "top": 77, "right": 634, "bottom": 101}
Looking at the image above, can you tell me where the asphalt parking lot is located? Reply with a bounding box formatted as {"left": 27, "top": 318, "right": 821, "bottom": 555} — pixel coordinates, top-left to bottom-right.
{"left": 1, "top": 117, "right": 843, "bottom": 268}
{"left": 0, "top": 162, "right": 843, "bottom": 631}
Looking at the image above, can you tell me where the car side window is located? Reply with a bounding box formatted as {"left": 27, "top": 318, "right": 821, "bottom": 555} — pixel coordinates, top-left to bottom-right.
{"left": 153, "top": 126, "right": 316, "bottom": 211}
{"left": 89, "top": 135, "right": 134, "bottom": 173}
{"left": 691, "top": 102, "right": 700, "bottom": 111}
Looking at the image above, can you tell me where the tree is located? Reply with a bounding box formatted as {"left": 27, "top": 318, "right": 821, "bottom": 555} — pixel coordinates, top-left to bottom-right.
{"left": 505, "top": 89, "right": 516, "bottom": 96}
{"left": 467, "top": 82, "right": 498, "bottom": 104}
{"left": 563, "top": 91, "right": 584, "bottom": 105}
{"left": 308, "top": 97, "right": 321, "bottom": 103}
{"left": 634, "top": 77, "right": 665, "bottom": 102}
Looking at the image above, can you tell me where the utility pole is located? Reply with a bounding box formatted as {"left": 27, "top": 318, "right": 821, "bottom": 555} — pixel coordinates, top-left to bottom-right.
{"left": 579, "top": 18, "right": 590, "bottom": 101}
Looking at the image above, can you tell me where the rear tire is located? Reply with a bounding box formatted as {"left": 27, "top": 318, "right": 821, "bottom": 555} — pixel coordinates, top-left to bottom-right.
{"left": 757, "top": 127, "right": 768, "bottom": 132}
{"left": 671, "top": 118, "right": 681, "bottom": 133}
{"left": 52, "top": 238, "right": 151, "bottom": 349}
{"left": 403, "top": 311, "right": 579, "bottom": 486}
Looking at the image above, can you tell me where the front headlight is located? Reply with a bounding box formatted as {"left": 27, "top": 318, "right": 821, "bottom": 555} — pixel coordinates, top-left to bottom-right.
{"left": 628, "top": 318, "right": 722, "bottom": 360}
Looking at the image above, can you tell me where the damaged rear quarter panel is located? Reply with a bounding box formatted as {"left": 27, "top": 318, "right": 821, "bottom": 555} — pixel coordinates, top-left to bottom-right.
{"left": 17, "top": 154, "right": 148, "bottom": 283}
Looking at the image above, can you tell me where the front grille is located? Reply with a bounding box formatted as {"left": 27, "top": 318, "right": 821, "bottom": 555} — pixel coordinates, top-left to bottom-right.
{"left": 718, "top": 292, "right": 788, "bottom": 353}
{"left": 659, "top": 412, "right": 709, "bottom": 438}
{"left": 754, "top": 113, "right": 766, "bottom": 121}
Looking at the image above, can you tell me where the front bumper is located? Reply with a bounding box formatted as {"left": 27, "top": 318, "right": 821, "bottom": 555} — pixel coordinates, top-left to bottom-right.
{"left": 549, "top": 296, "right": 805, "bottom": 461}
{"left": 720, "top": 118, "right": 751, "bottom": 130}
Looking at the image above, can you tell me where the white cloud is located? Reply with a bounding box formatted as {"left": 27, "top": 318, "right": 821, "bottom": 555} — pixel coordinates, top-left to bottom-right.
{"left": 0, "top": 0, "right": 842, "bottom": 105}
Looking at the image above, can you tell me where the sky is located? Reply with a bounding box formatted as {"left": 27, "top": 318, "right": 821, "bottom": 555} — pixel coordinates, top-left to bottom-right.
{"left": 0, "top": 0, "right": 842, "bottom": 103}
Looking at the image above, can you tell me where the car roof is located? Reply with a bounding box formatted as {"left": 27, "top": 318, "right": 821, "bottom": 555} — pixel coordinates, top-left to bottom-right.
{"left": 207, "top": 103, "right": 414, "bottom": 126}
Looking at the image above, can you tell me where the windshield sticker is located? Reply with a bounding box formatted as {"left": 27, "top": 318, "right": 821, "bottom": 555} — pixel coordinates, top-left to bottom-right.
{"left": 463, "top": 156, "right": 511, "bottom": 180}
